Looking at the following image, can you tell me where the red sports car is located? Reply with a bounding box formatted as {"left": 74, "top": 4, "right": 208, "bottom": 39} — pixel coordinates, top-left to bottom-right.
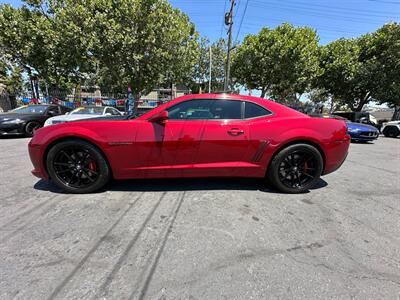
{"left": 28, "top": 94, "right": 350, "bottom": 193}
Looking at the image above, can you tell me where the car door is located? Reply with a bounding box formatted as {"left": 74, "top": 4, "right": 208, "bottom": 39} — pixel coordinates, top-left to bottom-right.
{"left": 191, "top": 99, "right": 251, "bottom": 176}
{"left": 132, "top": 99, "right": 212, "bottom": 178}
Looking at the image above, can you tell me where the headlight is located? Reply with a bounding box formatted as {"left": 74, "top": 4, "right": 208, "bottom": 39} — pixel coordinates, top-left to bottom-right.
{"left": 2, "top": 119, "right": 25, "bottom": 124}
{"left": 347, "top": 127, "right": 359, "bottom": 132}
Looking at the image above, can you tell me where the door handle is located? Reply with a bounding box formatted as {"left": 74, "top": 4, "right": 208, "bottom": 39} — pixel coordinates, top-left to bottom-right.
{"left": 227, "top": 128, "right": 244, "bottom": 136}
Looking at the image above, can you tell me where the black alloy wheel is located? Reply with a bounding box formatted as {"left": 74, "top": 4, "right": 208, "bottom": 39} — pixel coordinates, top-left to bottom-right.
{"left": 25, "top": 121, "right": 41, "bottom": 137}
{"left": 383, "top": 126, "right": 399, "bottom": 138}
{"left": 268, "top": 144, "right": 323, "bottom": 193}
{"left": 46, "top": 139, "right": 110, "bottom": 193}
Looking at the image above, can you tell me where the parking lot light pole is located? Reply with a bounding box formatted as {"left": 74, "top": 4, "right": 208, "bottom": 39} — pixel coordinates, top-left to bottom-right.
{"left": 209, "top": 46, "right": 212, "bottom": 93}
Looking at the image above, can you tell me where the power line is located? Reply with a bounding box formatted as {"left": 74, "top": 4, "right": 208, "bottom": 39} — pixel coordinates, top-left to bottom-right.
{"left": 249, "top": 1, "right": 399, "bottom": 21}
{"left": 235, "top": 0, "right": 250, "bottom": 42}
{"left": 220, "top": 0, "right": 228, "bottom": 38}
{"left": 251, "top": 0, "right": 399, "bottom": 17}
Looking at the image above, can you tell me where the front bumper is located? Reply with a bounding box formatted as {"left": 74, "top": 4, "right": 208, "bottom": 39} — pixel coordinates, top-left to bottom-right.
{"left": 348, "top": 131, "right": 379, "bottom": 141}
{"left": 0, "top": 123, "right": 25, "bottom": 135}
{"left": 28, "top": 140, "right": 49, "bottom": 180}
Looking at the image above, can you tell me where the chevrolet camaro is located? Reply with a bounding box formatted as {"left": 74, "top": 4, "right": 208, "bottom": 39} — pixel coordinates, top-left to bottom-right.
{"left": 28, "top": 94, "right": 350, "bottom": 194}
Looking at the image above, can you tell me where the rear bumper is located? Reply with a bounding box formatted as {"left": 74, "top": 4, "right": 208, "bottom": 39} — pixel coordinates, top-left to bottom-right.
{"left": 322, "top": 135, "right": 351, "bottom": 175}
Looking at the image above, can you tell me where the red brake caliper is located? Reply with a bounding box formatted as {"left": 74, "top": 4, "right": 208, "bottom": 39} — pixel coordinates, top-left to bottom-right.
{"left": 88, "top": 161, "right": 97, "bottom": 172}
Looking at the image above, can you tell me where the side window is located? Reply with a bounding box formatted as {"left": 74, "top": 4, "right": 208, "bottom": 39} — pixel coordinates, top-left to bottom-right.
{"left": 47, "top": 106, "right": 60, "bottom": 115}
{"left": 105, "top": 108, "right": 112, "bottom": 115}
{"left": 60, "top": 106, "right": 70, "bottom": 114}
{"left": 210, "top": 100, "right": 242, "bottom": 119}
{"left": 167, "top": 100, "right": 214, "bottom": 120}
{"left": 111, "top": 108, "right": 121, "bottom": 115}
{"left": 244, "top": 102, "right": 272, "bottom": 119}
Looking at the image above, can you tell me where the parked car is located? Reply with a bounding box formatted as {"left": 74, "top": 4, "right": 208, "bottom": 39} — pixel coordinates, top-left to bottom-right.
{"left": 381, "top": 121, "right": 400, "bottom": 138}
{"left": 28, "top": 94, "right": 350, "bottom": 194}
{"left": 0, "top": 104, "right": 72, "bottom": 137}
{"left": 44, "top": 106, "right": 123, "bottom": 126}
{"left": 346, "top": 121, "right": 380, "bottom": 142}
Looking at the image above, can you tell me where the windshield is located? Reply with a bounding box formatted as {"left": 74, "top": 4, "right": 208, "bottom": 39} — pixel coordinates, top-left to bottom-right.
{"left": 11, "top": 105, "right": 48, "bottom": 114}
{"left": 71, "top": 107, "right": 104, "bottom": 115}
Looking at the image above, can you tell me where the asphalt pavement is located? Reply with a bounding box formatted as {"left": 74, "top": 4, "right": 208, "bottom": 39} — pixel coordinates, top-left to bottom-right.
{"left": 0, "top": 136, "right": 399, "bottom": 300}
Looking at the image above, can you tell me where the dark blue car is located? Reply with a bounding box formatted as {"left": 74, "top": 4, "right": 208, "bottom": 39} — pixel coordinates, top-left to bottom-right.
{"left": 347, "top": 121, "right": 379, "bottom": 142}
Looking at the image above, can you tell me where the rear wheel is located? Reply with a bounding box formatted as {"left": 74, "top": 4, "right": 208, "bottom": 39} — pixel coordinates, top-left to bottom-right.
{"left": 46, "top": 139, "right": 110, "bottom": 193}
{"left": 24, "top": 121, "right": 41, "bottom": 137}
{"left": 267, "top": 144, "right": 323, "bottom": 193}
{"left": 383, "top": 126, "right": 400, "bottom": 138}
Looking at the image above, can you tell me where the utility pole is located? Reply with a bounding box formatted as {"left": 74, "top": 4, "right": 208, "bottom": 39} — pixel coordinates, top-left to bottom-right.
{"left": 224, "top": 0, "right": 235, "bottom": 92}
{"left": 208, "top": 46, "right": 212, "bottom": 93}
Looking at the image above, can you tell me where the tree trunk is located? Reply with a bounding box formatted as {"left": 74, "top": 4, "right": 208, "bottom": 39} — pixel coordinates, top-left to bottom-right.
{"left": 133, "top": 92, "right": 141, "bottom": 116}
{"left": 354, "top": 92, "right": 371, "bottom": 112}
{"left": 260, "top": 87, "right": 266, "bottom": 98}
{"left": 392, "top": 105, "right": 400, "bottom": 121}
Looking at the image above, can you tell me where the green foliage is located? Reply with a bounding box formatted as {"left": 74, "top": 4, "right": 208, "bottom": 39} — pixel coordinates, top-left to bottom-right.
{"left": 191, "top": 37, "right": 226, "bottom": 93}
{"left": 232, "top": 23, "right": 321, "bottom": 102}
{"left": 315, "top": 22, "right": 400, "bottom": 111}
{"left": 0, "top": 0, "right": 199, "bottom": 97}
{"left": 359, "top": 23, "right": 400, "bottom": 109}
{"left": 0, "top": 53, "right": 23, "bottom": 93}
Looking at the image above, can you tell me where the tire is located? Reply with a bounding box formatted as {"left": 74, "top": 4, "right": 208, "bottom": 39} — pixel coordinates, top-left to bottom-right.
{"left": 24, "top": 121, "right": 41, "bottom": 137}
{"left": 46, "top": 139, "right": 110, "bottom": 193}
{"left": 383, "top": 126, "right": 400, "bottom": 138}
{"left": 267, "top": 143, "right": 324, "bottom": 193}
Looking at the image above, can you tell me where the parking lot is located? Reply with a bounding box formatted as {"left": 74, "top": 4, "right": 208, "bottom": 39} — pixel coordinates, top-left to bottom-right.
{"left": 0, "top": 136, "right": 399, "bottom": 299}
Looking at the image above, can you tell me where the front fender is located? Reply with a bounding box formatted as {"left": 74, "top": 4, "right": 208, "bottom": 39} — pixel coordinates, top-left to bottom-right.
{"left": 30, "top": 124, "right": 110, "bottom": 179}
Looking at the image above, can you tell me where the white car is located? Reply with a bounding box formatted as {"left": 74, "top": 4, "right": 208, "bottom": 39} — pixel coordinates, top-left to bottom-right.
{"left": 381, "top": 121, "right": 400, "bottom": 138}
{"left": 44, "top": 106, "right": 123, "bottom": 127}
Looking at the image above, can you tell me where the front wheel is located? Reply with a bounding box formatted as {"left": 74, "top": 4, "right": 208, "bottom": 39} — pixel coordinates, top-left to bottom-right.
{"left": 46, "top": 139, "right": 110, "bottom": 193}
{"left": 383, "top": 126, "right": 400, "bottom": 138}
{"left": 267, "top": 144, "right": 323, "bottom": 193}
{"left": 24, "top": 121, "right": 41, "bottom": 137}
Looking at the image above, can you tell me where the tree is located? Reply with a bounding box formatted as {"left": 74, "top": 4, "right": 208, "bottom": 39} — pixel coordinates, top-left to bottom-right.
{"left": 0, "top": 53, "right": 23, "bottom": 94}
{"left": 0, "top": 0, "right": 200, "bottom": 103}
{"left": 314, "top": 38, "right": 363, "bottom": 111}
{"left": 83, "top": 0, "right": 199, "bottom": 99}
{"left": 359, "top": 23, "right": 400, "bottom": 117}
{"left": 231, "top": 23, "right": 320, "bottom": 102}
{"left": 315, "top": 23, "right": 400, "bottom": 112}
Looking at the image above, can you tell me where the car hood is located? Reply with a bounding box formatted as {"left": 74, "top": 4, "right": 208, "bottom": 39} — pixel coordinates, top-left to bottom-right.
{"left": 48, "top": 114, "right": 103, "bottom": 122}
{"left": 77, "top": 115, "right": 128, "bottom": 121}
{"left": 347, "top": 122, "right": 377, "bottom": 131}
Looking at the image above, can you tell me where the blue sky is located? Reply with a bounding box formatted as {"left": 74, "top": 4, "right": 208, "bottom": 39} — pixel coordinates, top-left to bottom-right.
{"left": 2, "top": 0, "right": 399, "bottom": 44}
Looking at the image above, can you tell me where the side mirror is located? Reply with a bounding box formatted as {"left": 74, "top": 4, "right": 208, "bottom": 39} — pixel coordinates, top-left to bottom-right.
{"left": 148, "top": 110, "right": 168, "bottom": 124}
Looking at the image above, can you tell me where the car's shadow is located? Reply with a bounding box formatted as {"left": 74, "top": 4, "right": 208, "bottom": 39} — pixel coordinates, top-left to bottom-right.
{"left": 350, "top": 140, "right": 375, "bottom": 144}
{"left": 34, "top": 177, "right": 328, "bottom": 194}
{"left": 0, "top": 135, "right": 29, "bottom": 139}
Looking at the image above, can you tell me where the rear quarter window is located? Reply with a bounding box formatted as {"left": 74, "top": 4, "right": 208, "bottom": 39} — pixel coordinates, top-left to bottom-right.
{"left": 244, "top": 102, "right": 272, "bottom": 118}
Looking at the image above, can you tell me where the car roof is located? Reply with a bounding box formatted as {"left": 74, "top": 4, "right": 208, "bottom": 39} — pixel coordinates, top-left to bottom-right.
{"left": 137, "top": 93, "right": 306, "bottom": 120}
